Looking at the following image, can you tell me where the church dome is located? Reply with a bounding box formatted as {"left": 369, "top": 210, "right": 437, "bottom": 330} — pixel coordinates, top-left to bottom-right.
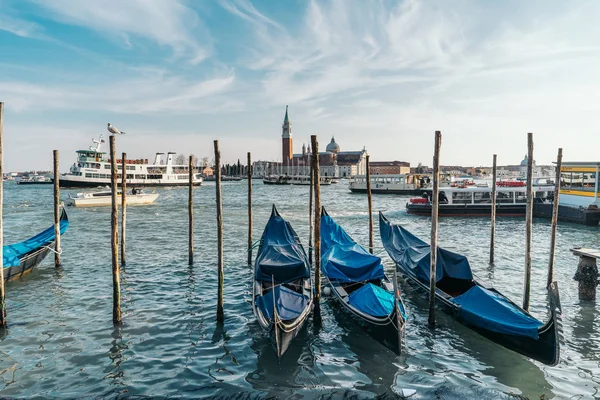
{"left": 326, "top": 136, "right": 340, "bottom": 153}
{"left": 520, "top": 155, "right": 528, "bottom": 166}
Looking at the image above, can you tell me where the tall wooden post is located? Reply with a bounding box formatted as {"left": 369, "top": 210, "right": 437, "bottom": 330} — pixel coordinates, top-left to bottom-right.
{"left": 523, "top": 132, "right": 534, "bottom": 311}
{"left": 429, "top": 131, "right": 442, "bottom": 328}
{"left": 215, "top": 140, "right": 224, "bottom": 322}
{"left": 188, "top": 155, "right": 194, "bottom": 265}
{"left": 110, "top": 135, "right": 122, "bottom": 324}
{"left": 366, "top": 155, "right": 374, "bottom": 254}
{"left": 0, "top": 103, "right": 6, "bottom": 328}
{"left": 311, "top": 135, "right": 321, "bottom": 321}
{"left": 490, "top": 154, "right": 497, "bottom": 264}
{"left": 547, "top": 148, "right": 563, "bottom": 288}
{"left": 120, "top": 153, "right": 127, "bottom": 267}
{"left": 308, "top": 154, "right": 314, "bottom": 266}
{"left": 393, "top": 266, "right": 402, "bottom": 353}
{"left": 53, "top": 150, "right": 61, "bottom": 267}
{"left": 247, "top": 152, "right": 253, "bottom": 266}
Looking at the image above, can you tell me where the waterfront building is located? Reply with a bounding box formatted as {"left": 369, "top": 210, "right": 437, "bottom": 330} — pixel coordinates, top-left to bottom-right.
{"left": 370, "top": 161, "right": 410, "bottom": 175}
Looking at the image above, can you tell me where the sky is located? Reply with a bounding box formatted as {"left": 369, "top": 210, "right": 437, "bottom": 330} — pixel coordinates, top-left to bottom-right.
{"left": 1, "top": 0, "right": 600, "bottom": 171}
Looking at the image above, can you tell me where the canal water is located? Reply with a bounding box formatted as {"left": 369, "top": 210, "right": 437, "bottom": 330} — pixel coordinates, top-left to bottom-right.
{"left": 1, "top": 181, "right": 599, "bottom": 399}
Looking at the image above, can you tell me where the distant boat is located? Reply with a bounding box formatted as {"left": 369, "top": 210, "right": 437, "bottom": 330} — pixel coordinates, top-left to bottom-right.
{"left": 252, "top": 205, "right": 313, "bottom": 358}
{"left": 66, "top": 189, "right": 159, "bottom": 207}
{"left": 320, "top": 208, "right": 407, "bottom": 353}
{"left": 379, "top": 212, "right": 560, "bottom": 365}
{"left": 17, "top": 175, "right": 52, "bottom": 185}
{"left": 4, "top": 208, "right": 68, "bottom": 281}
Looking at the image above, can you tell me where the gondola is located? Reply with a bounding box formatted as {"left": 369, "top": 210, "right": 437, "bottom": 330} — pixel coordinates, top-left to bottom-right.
{"left": 252, "top": 205, "right": 313, "bottom": 359}
{"left": 320, "top": 208, "right": 407, "bottom": 353}
{"left": 3, "top": 208, "right": 69, "bottom": 282}
{"left": 379, "top": 212, "right": 560, "bottom": 366}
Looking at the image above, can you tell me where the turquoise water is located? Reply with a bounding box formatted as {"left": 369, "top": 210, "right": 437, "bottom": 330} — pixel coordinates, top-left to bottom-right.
{"left": 1, "top": 181, "right": 599, "bottom": 399}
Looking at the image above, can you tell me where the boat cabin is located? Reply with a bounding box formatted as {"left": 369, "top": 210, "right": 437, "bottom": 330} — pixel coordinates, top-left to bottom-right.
{"left": 417, "top": 185, "right": 554, "bottom": 205}
{"left": 559, "top": 162, "right": 600, "bottom": 207}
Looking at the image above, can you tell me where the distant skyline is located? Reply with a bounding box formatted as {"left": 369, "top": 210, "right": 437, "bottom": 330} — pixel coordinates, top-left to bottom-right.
{"left": 2, "top": 0, "right": 600, "bottom": 171}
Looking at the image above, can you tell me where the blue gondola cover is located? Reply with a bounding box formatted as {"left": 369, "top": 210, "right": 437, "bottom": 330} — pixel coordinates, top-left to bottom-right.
{"left": 379, "top": 218, "right": 473, "bottom": 283}
{"left": 255, "top": 209, "right": 310, "bottom": 283}
{"left": 348, "top": 283, "right": 394, "bottom": 317}
{"left": 451, "top": 286, "right": 543, "bottom": 339}
{"left": 321, "top": 214, "right": 384, "bottom": 282}
{"left": 3, "top": 216, "right": 69, "bottom": 268}
{"left": 256, "top": 285, "right": 310, "bottom": 321}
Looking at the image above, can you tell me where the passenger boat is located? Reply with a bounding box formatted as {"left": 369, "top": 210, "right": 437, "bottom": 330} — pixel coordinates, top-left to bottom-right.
{"left": 58, "top": 135, "right": 203, "bottom": 188}
{"left": 262, "top": 175, "right": 292, "bottom": 185}
{"left": 3, "top": 208, "right": 69, "bottom": 282}
{"left": 17, "top": 174, "right": 53, "bottom": 185}
{"left": 406, "top": 183, "right": 554, "bottom": 217}
{"left": 290, "top": 175, "right": 332, "bottom": 186}
{"left": 66, "top": 189, "right": 159, "bottom": 207}
{"left": 379, "top": 213, "right": 560, "bottom": 365}
{"left": 349, "top": 174, "right": 425, "bottom": 195}
{"left": 252, "top": 205, "right": 313, "bottom": 358}
{"left": 320, "top": 208, "right": 407, "bottom": 353}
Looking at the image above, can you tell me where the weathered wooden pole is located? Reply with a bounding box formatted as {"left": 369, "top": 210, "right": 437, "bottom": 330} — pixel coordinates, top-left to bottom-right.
{"left": 110, "top": 135, "right": 122, "bottom": 324}
{"left": 311, "top": 135, "right": 321, "bottom": 321}
{"left": 429, "top": 131, "right": 442, "bottom": 328}
{"left": 490, "top": 154, "right": 497, "bottom": 264}
{"left": 393, "top": 266, "right": 402, "bottom": 353}
{"left": 547, "top": 148, "right": 563, "bottom": 288}
{"left": 120, "top": 152, "right": 127, "bottom": 267}
{"left": 188, "top": 155, "right": 194, "bottom": 265}
{"left": 0, "top": 103, "right": 6, "bottom": 328}
{"left": 247, "top": 152, "right": 252, "bottom": 266}
{"left": 308, "top": 154, "right": 314, "bottom": 266}
{"left": 366, "top": 154, "right": 374, "bottom": 254}
{"left": 53, "top": 150, "right": 61, "bottom": 267}
{"left": 215, "top": 140, "right": 224, "bottom": 322}
{"left": 523, "top": 132, "right": 534, "bottom": 312}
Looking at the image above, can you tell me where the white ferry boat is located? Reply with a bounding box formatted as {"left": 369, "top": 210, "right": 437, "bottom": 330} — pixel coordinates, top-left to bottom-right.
{"left": 349, "top": 174, "right": 427, "bottom": 195}
{"left": 59, "top": 135, "right": 203, "bottom": 188}
{"left": 67, "top": 189, "right": 159, "bottom": 207}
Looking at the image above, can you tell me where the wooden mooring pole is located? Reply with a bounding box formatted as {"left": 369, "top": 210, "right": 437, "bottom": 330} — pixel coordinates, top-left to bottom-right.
{"left": 215, "top": 140, "right": 224, "bottom": 322}
{"left": 311, "top": 135, "right": 321, "bottom": 322}
{"left": 53, "top": 150, "right": 61, "bottom": 267}
{"left": 523, "top": 132, "right": 534, "bottom": 312}
{"left": 547, "top": 148, "right": 563, "bottom": 288}
{"left": 366, "top": 154, "right": 374, "bottom": 254}
{"left": 247, "top": 152, "right": 252, "bottom": 266}
{"left": 110, "top": 135, "right": 122, "bottom": 324}
{"left": 308, "top": 154, "right": 314, "bottom": 266}
{"left": 429, "top": 131, "right": 442, "bottom": 328}
{"left": 490, "top": 154, "right": 497, "bottom": 264}
{"left": 188, "top": 155, "right": 194, "bottom": 265}
{"left": 0, "top": 103, "right": 6, "bottom": 328}
{"left": 120, "top": 152, "right": 127, "bottom": 267}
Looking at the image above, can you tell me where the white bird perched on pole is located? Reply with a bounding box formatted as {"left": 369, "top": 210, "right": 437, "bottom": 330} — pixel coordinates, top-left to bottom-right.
{"left": 107, "top": 123, "right": 126, "bottom": 135}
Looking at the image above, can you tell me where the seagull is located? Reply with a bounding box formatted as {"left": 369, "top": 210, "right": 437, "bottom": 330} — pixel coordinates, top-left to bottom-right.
{"left": 107, "top": 123, "right": 126, "bottom": 135}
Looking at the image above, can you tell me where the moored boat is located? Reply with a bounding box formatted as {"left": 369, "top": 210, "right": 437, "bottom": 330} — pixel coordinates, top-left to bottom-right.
{"left": 349, "top": 173, "right": 425, "bottom": 195}
{"left": 4, "top": 208, "right": 69, "bottom": 282}
{"left": 379, "top": 213, "right": 560, "bottom": 365}
{"left": 66, "top": 189, "right": 159, "bottom": 207}
{"left": 252, "top": 205, "right": 313, "bottom": 358}
{"left": 320, "top": 208, "right": 407, "bottom": 353}
{"left": 58, "top": 135, "right": 203, "bottom": 188}
{"left": 17, "top": 174, "right": 53, "bottom": 185}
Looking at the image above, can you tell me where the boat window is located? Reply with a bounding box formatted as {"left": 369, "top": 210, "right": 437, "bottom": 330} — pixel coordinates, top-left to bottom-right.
{"left": 135, "top": 175, "right": 146, "bottom": 179}
{"left": 515, "top": 192, "right": 527, "bottom": 203}
{"left": 497, "top": 192, "right": 513, "bottom": 203}
{"left": 452, "top": 191, "right": 472, "bottom": 204}
{"left": 105, "top": 165, "right": 110, "bottom": 169}
{"left": 473, "top": 192, "right": 491, "bottom": 203}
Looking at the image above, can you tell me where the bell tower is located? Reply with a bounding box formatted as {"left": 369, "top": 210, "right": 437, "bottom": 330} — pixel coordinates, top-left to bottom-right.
{"left": 282, "top": 105, "right": 293, "bottom": 164}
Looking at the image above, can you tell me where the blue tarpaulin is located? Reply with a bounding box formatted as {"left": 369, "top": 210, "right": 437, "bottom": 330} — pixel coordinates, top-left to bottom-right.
{"left": 348, "top": 283, "right": 394, "bottom": 317}
{"left": 3, "top": 214, "right": 69, "bottom": 268}
{"left": 379, "top": 216, "right": 473, "bottom": 283}
{"left": 320, "top": 213, "right": 384, "bottom": 283}
{"left": 256, "top": 285, "right": 310, "bottom": 321}
{"left": 255, "top": 207, "right": 310, "bottom": 283}
{"left": 451, "top": 286, "right": 543, "bottom": 339}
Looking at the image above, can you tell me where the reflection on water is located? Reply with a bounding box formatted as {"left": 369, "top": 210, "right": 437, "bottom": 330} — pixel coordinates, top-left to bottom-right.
{"left": 0, "top": 181, "right": 598, "bottom": 398}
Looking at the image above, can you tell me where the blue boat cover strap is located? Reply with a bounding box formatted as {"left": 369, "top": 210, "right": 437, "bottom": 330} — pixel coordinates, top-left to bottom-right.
{"left": 379, "top": 218, "right": 473, "bottom": 283}
{"left": 348, "top": 283, "right": 394, "bottom": 317}
{"left": 320, "top": 214, "right": 384, "bottom": 283}
{"left": 256, "top": 285, "right": 309, "bottom": 321}
{"left": 3, "top": 217, "right": 69, "bottom": 268}
{"left": 255, "top": 210, "right": 310, "bottom": 283}
{"left": 451, "top": 286, "right": 543, "bottom": 339}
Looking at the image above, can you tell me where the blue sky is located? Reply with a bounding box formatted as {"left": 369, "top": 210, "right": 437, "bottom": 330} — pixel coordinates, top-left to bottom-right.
{"left": 1, "top": 0, "right": 599, "bottom": 171}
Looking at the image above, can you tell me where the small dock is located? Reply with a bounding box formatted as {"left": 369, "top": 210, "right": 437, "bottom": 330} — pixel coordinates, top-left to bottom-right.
{"left": 571, "top": 247, "right": 600, "bottom": 300}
